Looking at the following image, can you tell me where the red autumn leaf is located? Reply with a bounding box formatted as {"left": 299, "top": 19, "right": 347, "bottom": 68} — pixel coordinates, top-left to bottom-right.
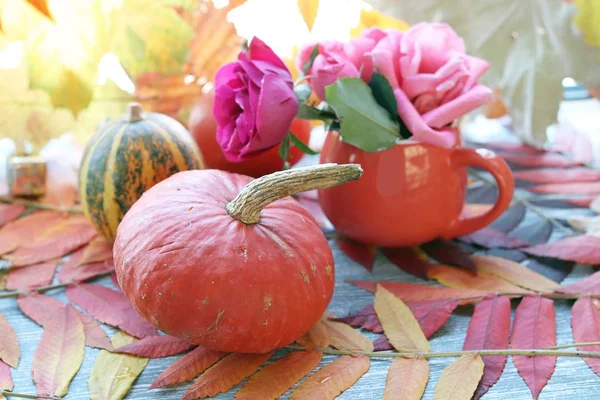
{"left": 65, "top": 283, "right": 157, "bottom": 338}
{"left": 0, "top": 204, "right": 25, "bottom": 227}
{"left": 489, "top": 203, "right": 526, "bottom": 232}
{"left": 182, "top": 352, "right": 273, "bottom": 400}
{"left": 5, "top": 260, "right": 59, "bottom": 291}
{"left": 511, "top": 295, "right": 556, "bottom": 400}
{"left": 499, "top": 153, "right": 582, "bottom": 168}
{"left": 17, "top": 293, "right": 112, "bottom": 350}
{"left": 460, "top": 227, "right": 529, "bottom": 249}
{"left": 289, "top": 355, "right": 370, "bottom": 399}
{"left": 115, "top": 335, "right": 194, "bottom": 358}
{"left": 0, "top": 211, "right": 65, "bottom": 255}
{"left": 566, "top": 196, "right": 597, "bottom": 208}
{"left": 59, "top": 246, "right": 114, "bottom": 283}
{"left": 524, "top": 235, "right": 600, "bottom": 265}
{"left": 463, "top": 296, "right": 511, "bottom": 399}
{"left": 32, "top": 305, "right": 85, "bottom": 397}
{"left": 509, "top": 218, "right": 553, "bottom": 245}
{"left": 337, "top": 237, "right": 376, "bottom": 272}
{"left": 77, "top": 237, "right": 113, "bottom": 266}
{"left": 478, "top": 142, "right": 545, "bottom": 154}
{"left": 512, "top": 168, "right": 600, "bottom": 183}
{"left": 349, "top": 280, "right": 489, "bottom": 304}
{"left": 296, "top": 197, "right": 333, "bottom": 231}
{"left": 529, "top": 182, "right": 600, "bottom": 195}
{"left": 571, "top": 296, "right": 600, "bottom": 377}
{"left": 236, "top": 350, "right": 323, "bottom": 400}
{"left": 150, "top": 346, "right": 227, "bottom": 389}
{"left": 0, "top": 360, "right": 13, "bottom": 392}
{"left": 381, "top": 247, "right": 431, "bottom": 279}
{"left": 5, "top": 215, "right": 97, "bottom": 266}
{"left": 429, "top": 265, "right": 532, "bottom": 294}
{"left": 333, "top": 305, "right": 383, "bottom": 334}
{"left": 483, "top": 249, "right": 527, "bottom": 262}
{"left": 373, "top": 335, "right": 393, "bottom": 351}
{"left": 529, "top": 196, "right": 597, "bottom": 209}
{"left": 0, "top": 312, "right": 20, "bottom": 368}
{"left": 559, "top": 270, "right": 600, "bottom": 295}
{"left": 420, "top": 239, "right": 475, "bottom": 272}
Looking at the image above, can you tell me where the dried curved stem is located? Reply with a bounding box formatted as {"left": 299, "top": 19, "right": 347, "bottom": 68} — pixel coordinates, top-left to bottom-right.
{"left": 227, "top": 163, "right": 363, "bottom": 224}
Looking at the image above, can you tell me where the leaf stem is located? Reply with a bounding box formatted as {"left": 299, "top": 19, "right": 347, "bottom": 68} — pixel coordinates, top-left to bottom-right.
{"left": 0, "top": 272, "right": 112, "bottom": 299}
{"left": 1, "top": 391, "right": 58, "bottom": 399}
{"left": 0, "top": 196, "right": 82, "bottom": 214}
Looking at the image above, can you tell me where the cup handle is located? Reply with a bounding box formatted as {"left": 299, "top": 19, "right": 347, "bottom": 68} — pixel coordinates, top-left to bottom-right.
{"left": 442, "top": 148, "right": 514, "bottom": 239}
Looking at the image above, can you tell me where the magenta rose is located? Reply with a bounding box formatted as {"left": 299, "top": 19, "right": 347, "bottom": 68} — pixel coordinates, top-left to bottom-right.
{"left": 213, "top": 37, "right": 298, "bottom": 162}
{"left": 371, "top": 23, "right": 492, "bottom": 148}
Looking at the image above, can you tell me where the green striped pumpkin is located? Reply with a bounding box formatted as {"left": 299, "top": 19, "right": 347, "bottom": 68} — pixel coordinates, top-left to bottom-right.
{"left": 79, "top": 103, "right": 204, "bottom": 242}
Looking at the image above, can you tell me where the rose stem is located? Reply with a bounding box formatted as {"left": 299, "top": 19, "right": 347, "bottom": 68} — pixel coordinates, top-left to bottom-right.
{"left": 227, "top": 163, "right": 363, "bottom": 225}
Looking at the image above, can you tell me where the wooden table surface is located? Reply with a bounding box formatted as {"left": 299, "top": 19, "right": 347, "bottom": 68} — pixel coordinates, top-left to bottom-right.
{"left": 3, "top": 150, "right": 600, "bottom": 399}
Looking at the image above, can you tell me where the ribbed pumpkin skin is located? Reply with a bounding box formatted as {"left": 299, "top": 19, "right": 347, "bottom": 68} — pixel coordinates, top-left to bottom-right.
{"left": 79, "top": 111, "right": 204, "bottom": 242}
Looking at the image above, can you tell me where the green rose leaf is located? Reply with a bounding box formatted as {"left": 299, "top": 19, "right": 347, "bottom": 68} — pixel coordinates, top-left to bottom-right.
{"left": 279, "top": 134, "right": 291, "bottom": 168}
{"left": 296, "top": 103, "right": 336, "bottom": 120}
{"left": 289, "top": 132, "right": 318, "bottom": 155}
{"left": 368, "top": 72, "right": 398, "bottom": 121}
{"left": 325, "top": 77, "right": 401, "bottom": 152}
{"left": 302, "top": 44, "right": 320, "bottom": 75}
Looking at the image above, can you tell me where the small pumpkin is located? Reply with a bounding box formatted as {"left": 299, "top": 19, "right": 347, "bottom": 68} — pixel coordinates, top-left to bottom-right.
{"left": 79, "top": 102, "right": 204, "bottom": 242}
{"left": 113, "top": 163, "right": 362, "bottom": 353}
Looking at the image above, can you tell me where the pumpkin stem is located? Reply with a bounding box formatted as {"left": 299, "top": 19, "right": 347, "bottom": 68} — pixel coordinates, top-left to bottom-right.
{"left": 125, "top": 102, "right": 144, "bottom": 122}
{"left": 226, "top": 163, "right": 363, "bottom": 225}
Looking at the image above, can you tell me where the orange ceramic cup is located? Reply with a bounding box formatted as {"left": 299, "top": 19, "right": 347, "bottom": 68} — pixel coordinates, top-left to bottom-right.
{"left": 318, "top": 131, "right": 514, "bottom": 247}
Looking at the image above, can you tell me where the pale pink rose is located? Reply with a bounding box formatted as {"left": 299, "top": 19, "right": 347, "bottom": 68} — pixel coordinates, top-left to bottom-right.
{"left": 343, "top": 27, "right": 387, "bottom": 82}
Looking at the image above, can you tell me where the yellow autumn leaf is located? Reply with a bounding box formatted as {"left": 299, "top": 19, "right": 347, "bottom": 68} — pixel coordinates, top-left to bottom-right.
{"left": 373, "top": 285, "right": 430, "bottom": 352}
{"left": 296, "top": 319, "right": 330, "bottom": 349}
{"left": 322, "top": 312, "right": 374, "bottom": 352}
{"left": 88, "top": 331, "right": 149, "bottom": 400}
{"left": 574, "top": 0, "right": 600, "bottom": 47}
{"left": 350, "top": 7, "right": 409, "bottom": 38}
{"left": 384, "top": 357, "right": 429, "bottom": 400}
{"left": 298, "top": 0, "right": 319, "bottom": 31}
{"left": 433, "top": 354, "right": 484, "bottom": 400}
{"left": 26, "top": 0, "right": 53, "bottom": 20}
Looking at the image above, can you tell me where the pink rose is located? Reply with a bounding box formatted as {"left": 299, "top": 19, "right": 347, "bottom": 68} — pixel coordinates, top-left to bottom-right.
{"left": 213, "top": 37, "right": 298, "bottom": 162}
{"left": 366, "top": 23, "right": 491, "bottom": 148}
{"left": 296, "top": 41, "right": 359, "bottom": 100}
{"left": 344, "top": 27, "right": 387, "bottom": 82}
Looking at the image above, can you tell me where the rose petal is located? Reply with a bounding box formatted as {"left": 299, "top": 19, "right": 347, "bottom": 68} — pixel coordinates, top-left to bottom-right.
{"left": 462, "top": 55, "right": 491, "bottom": 92}
{"left": 311, "top": 53, "right": 359, "bottom": 100}
{"left": 394, "top": 88, "right": 458, "bottom": 148}
{"left": 401, "top": 57, "right": 464, "bottom": 99}
{"left": 249, "top": 37, "right": 288, "bottom": 71}
{"left": 421, "top": 84, "right": 492, "bottom": 129}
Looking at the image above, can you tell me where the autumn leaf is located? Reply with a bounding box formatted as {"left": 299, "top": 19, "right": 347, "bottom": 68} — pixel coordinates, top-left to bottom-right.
{"left": 374, "top": 285, "right": 430, "bottom": 352}
{"left": 471, "top": 255, "right": 559, "bottom": 292}
{"left": 433, "top": 354, "right": 484, "bottom": 400}
{"left": 58, "top": 257, "right": 114, "bottom": 284}
{"left": 296, "top": 320, "right": 330, "bottom": 349}
{"left": 530, "top": 182, "right": 600, "bottom": 195}
{"left": 428, "top": 265, "right": 532, "bottom": 294}
{"left": 489, "top": 203, "right": 526, "bottom": 232}
{"left": 337, "top": 237, "right": 377, "bottom": 272}
{"left": 484, "top": 87, "right": 509, "bottom": 118}
{"left": 77, "top": 237, "right": 113, "bottom": 266}
{"left": 150, "top": 346, "right": 226, "bottom": 389}
{"left": 5, "top": 215, "right": 96, "bottom": 266}
{"left": 569, "top": 215, "right": 600, "bottom": 237}
{"left": 0, "top": 204, "right": 25, "bottom": 227}
{"left": 381, "top": 247, "right": 432, "bottom": 279}
{"left": 297, "top": 0, "right": 319, "bottom": 31}
{"left": 65, "top": 283, "right": 157, "bottom": 338}
{"left": 88, "top": 331, "right": 149, "bottom": 400}
{"left": 558, "top": 270, "right": 600, "bottom": 295}
{"left": 499, "top": 153, "right": 582, "bottom": 168}
{"left": 571, "top": 296, "right": 600, "bottom": 377}
{"left": 383, "top": 357, "right": 429, "bottom": 400}
{"left": 0, "top": 312, "right": 20, "bottom": 368}
{"left": 350, "top": 7, "right": 409, "bottom": 38}
{"left": 509, "top": 217, "right": 553, "bottom": 245}
{"left": 5, "top": 259, "right": 58, "bottom": 291}
{"left": 463, "top": 296, "right": 511, "bottom": 399}
{"left": 236, "top": 350, "right": 322, "bottom": 400}
{"left": 115, "top": 335, "right": 194, "bottom": 358}
{"left": 420, "top": 239, "right": 475, "bottom": 272}
{"left": 524, "top": 235, "right": 600, "bottom": 264}
{"left": 511, "top": 295, "right": 556, "bottom": 399}
{"left": 0, "top": 211, "right": 65, "bottom": 255}
{"left": 334, "top": 305, "right": 383, "bottom": 334}
{"left": 25, "top": 0, "right": 52, "bottom": 20}
{"left": 182, "top": 352, "right": 273, "bottom": 400}
{"left": 512, "top": 167, "right": 600, "bottom": 183}
{"left": 289, "top": 355, "right": 370, "bottom": 400}
{"left": 32, "top": 305, "right": 84, "bottom": 397}
{"left": 460, "top": 227, "right": 529, "bottom": 249}
{"left": 17, "top": 292, "right": 112, "bottom": 350}
{"left": 0, "top": 360, "right": 13, "bottom": 393}
{"left": 322, "top": 312, "right": 374, "bottom": 352}
{"left": 573, "top": 0, "right": 600, "bottom": 47}
{"left": 349, "top": 280, "right": 489, "bottom": 304}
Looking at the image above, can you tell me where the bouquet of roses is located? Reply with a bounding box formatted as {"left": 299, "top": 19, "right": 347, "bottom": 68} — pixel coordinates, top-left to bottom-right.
{"left": 212, "top": 22, "right": 493, "bottom": 163}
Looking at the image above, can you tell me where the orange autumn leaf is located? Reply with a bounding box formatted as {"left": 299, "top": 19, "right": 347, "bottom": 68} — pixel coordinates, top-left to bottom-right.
{"left": 298, "top": 0, "right": 319, "bottom": 31}
{"left": 290, "top": 354, "right": 370, "bottom": 399}
{"left": 296, "top": 320, "right": 330, "bottom": 349}
{"left": 5, "top": 259, "right": 59, "bottom": 290}
{"left": 114, "top": 335, "right": 194, "bottom": 358}
{"left": 350, "top": 8, "right": 409, "bottom": 38}
{"left": 134, "top": 72, "right": 203, "bottom": 120}
{"left": 322, "top": 312, "right": 374, "bottom": 352}
{"left": 472, "top": 255, "right": 559, "bottom": 293}
{"left": 434, "top": 354, "right": 484, "bottom": 399}
{"left": 236, "top": 350, "right": 322, "bottom": 400}
{"left": 374, "top": 285, "right": 430, "bottom": 352}
{"left": 5, "top": 215, "right": 96, "bottom": 266}
{"left": 384, "top": 357, "right": 429, "bottom": 400}
{"left": 428, "top": 265, "right": 532, "bottom": 294}
{"left": 484, "top": 88, "right": 509, "bottom": 119}
{"left": 0, "top": 204, "right": 25, "bottom": 228}
{"left": 0, "top": 360, "right": 13, "bottom": 393}
{"left": 0, "top": 211, "right": 66, "bottom": 255}
{"left": 77, "top": 236, "right": 113, "bottom": 266}
{"left": 182, "top": 352, "right": 273, "bottom": 400}
{"left": 150, "top": 346, "right": 227, "bottom": 389}
{"left": 0, "top": 312, "right": 20, "bottom": 368}
{"left": 32, "top": 305, "right": 85, "bottom": 397}
{"left": 25, "top": 0, "right": 53, "bottom": 20}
